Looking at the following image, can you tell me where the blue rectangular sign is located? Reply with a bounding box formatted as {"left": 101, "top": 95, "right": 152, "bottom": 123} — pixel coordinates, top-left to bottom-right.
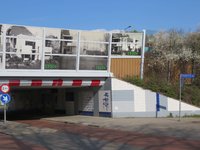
{"left": 181, "top": 74, "right": 195, "bottom": 78}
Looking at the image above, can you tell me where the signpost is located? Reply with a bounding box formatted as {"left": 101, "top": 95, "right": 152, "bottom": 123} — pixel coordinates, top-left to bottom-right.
{"left": 0, "top": 84, "right": 10, "bottom": 124}
{"left": 0, "top": 84, "right": 10, "bottom": 94}
{"left": 179, "top": 74, "right": 195, "bottom": 121}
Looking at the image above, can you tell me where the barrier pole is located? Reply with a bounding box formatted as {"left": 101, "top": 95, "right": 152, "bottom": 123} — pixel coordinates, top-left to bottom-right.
{"left": 4, "top": 103, "right": 6, "bottom": 124}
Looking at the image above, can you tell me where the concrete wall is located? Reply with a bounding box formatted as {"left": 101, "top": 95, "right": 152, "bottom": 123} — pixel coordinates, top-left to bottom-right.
{"left": 111, "top": 78, "right": 200, "bottom": 118}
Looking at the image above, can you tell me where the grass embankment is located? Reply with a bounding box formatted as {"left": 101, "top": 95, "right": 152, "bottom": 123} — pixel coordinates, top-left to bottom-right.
{"left": 123, "top": 75, "right": 200, "bottom": 107}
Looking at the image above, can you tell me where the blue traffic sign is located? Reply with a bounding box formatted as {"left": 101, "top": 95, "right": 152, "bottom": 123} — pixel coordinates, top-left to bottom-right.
{"left": 1, "top": 94, "right": 10, "bottom": 104}
{"left": 181, "top": 74, "right": 195, "bottom": 78}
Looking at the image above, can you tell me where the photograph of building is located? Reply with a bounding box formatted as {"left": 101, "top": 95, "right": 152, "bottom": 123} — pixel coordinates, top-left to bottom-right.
{"left": 111, "top": 33, "right": 142, "bottom": 56}
{"left": 80, "top": 31, "right": 109, "bottom": 56}
{"left": 5, "top": 25, "right": 43, "bottom": 69}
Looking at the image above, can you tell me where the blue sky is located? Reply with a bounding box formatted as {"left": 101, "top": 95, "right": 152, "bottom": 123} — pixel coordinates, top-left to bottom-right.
{"left": 1, "top": 0, "right": 200, "bottom": 32}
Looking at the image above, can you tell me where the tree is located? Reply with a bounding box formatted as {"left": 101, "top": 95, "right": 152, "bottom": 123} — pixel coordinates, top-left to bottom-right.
{"left": 147, "top": 29, "right": 188, "bottom": 83}
{"left": 184, "top": 25, "right": 200, "bottom": 78}
{"left": 126, "top": 30, "right": 140, "bottom": 33}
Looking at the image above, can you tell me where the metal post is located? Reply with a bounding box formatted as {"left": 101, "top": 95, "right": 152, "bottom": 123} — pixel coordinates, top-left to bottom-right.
{"left": 107, "top": 33, "right": 112, "bottom": 73}
{"left": 179, "top": 75, "right": 181, "bottom": 121}
{"left": 76, "top": 31, "right": 81, "bottom": 72}
{"left": 41, "top": 28, "right": 46, "bottom": 71}
{"left": 4, "top": 103, "right": 6, "bottom": 124}
{"left": 140, "top": 30, "right": 146, "bottom": 80}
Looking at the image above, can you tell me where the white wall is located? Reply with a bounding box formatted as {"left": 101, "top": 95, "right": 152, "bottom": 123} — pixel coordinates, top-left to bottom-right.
{"left": 111, "top": 78, "right": 200, "bottom": 117}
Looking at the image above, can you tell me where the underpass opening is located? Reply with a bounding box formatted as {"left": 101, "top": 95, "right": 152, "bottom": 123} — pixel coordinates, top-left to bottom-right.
{"left": 0, "top": 78, "right": 111, "bottom": 121}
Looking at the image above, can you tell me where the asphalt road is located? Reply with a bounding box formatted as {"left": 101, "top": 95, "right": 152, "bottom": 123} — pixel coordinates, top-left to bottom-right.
{"left": 13, "top": 120, "right": 200, "bottom": 150}
{"left": 0, "top": 113, "right": 200, "bottom": 150}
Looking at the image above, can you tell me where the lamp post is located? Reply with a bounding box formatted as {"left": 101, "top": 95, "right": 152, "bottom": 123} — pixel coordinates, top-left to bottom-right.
{"left": 121, "top": 25, "right": 132, "bottom": 55}
{"left": 124, "top": 25, "right": 132, "bottom": 32}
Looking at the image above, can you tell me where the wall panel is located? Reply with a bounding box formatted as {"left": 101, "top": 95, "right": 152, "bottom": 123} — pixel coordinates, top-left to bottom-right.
{"left": 110, "top": 58, "right": 141, "bottom": 79}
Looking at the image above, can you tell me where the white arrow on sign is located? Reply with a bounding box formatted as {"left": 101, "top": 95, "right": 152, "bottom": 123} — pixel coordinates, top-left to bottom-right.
{"left": 3, "top": 96, "right": 8, "bottom": 101}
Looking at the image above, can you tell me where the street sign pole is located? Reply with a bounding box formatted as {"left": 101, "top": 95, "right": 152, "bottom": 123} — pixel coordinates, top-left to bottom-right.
{"left": 179, "top": 74, "right": 195, "bottom": 122}
{"left": 0, "top": 84, "right": 11, "bottom": 124}
{"left": 179, "top": 75, "right": 181, "bottom": 121}
{"left": 4, "top": 103, "right": 6, "bottom": 124}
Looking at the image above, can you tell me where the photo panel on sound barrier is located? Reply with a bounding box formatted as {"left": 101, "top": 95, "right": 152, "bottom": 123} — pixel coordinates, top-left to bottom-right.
{"left": 0, "top": 24, "right": 3, "bottom": 52}
{"left": 46, "top": 28, "right": 78, "bottom": 40}
{"left": 111, "top": 44, "right": 142, "bottom": 56}
{"left": 6, "top": 54, "right": 42, "bottom": 69}
{"left": 0, "top": 24, "right": 3, "bottom": 36}
{"left": 45, "top": 40, "right": 77, "bottom": 54}
{"left": 44, "top": 55, "right": 76, "bottom": 70}
{"left": 111, "top": 33, "right": 142, "bottom": 56}
{"left": 79, "top": 57, "right": 107, "bottom": 70}
{"left": 80, "top": 42, "right": 108, "bottom": 56}
{"left": 0, "top": 53, "right": 2, "bottom": 69}
{"left": 6, "top": 25, "right": 43, "bottom": 38}
{"left": 81, "top": 31, "right": 109, "bottom": 42}
{"left": 0, "top": 37, "right": 3, "bottom": 52}
{"left": 6, "top": 37, "right": 43, "bottom": 54}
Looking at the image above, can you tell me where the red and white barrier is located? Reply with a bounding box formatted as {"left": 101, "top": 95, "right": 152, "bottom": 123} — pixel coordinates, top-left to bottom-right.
{"left": 0, "top": 79, "right": 105, "bottom": 87}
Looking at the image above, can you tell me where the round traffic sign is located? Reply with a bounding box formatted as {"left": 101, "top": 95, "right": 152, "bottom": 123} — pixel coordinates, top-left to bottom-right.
{"left": 0, "top": 84, "right": 10, "bottom": 94}
{"left": 0, "top": 94, "right": 10, "bottom": 104}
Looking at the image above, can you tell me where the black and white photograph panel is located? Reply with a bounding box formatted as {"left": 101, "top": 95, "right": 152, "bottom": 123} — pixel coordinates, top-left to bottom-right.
{"left": 0, "top": 25, "right": 3, "bottom": 52}
{"left": 6, "top": 37, "right": 43, "bottom": 54}
{"left": 79, "top": 57, "right": 107, "bottom": 70}
{"left": 111, "top": 33, "right": 142, "bottom": 56}
{"left": 45, "top": 28, "right": 61, "bottom": 39}
{"left": 5, "top": 54, "right": 42, "bottom": 69}
{"left": 0, "top": 24, "right": 3, "bottom": 35}
{"left": 46, "top": 28, "right": 78, "bottom": 40}
{"left": 81, "top": 31, "right": 109, "bottom": 42}
{"left": 111, "top": 43, "right": 142, "bottom": 56}
{"left": 6, "top": 25, "right": 43, "bottom": 38}
{"left": 0, "top": 37, "right": 3, "bottom": 52}
{"left": 80, "top": 42, "right": 108, "bottom": 56}
{"left": 44, "top": 55, "right": 76, "bottom": 70}
{"left": 45, "top": 40, "right": 77, "bottom": 54}
{"left": 0, "top": 53, "right": 2, "bottom": 69}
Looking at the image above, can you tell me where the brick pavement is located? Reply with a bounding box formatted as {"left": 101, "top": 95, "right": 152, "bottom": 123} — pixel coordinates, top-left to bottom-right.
{"left": 14, "top": 120, "right": 200, "bottom": 150}
{"left": 0, "top": 133, "right": 51, "bottom": 150}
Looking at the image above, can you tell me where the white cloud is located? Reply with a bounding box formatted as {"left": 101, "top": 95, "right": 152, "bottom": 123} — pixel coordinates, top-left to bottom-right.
{"left": 91, "top": 29, "right": 121, "bottom": 33}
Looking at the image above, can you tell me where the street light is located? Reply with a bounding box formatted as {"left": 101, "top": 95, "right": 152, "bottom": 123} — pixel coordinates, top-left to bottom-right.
{"left": 124, "top": 25, "right": 132, "bottom": 32}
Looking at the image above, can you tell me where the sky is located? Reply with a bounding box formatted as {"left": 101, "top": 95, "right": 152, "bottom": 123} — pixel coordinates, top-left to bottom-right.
{"left": 1, "top": 0, "right": 200, "bottom": 32}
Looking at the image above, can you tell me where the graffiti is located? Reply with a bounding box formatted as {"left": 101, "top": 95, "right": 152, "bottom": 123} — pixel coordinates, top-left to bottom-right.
{"left": 103, "top": 92, "right": 109, "bottom": 111}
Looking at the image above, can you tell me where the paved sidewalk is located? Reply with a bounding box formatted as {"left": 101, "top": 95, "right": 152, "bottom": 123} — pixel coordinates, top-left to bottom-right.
{"left": 40, "top": 115, "right": 200, "bottom": 140}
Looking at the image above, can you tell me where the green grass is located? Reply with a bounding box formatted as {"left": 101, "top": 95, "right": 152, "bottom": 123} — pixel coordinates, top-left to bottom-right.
{"left": 183, "top": 114, "right": 200, "bottom": 118}
{"left": 123, "top": 75, "right": 200, "bottom": 107}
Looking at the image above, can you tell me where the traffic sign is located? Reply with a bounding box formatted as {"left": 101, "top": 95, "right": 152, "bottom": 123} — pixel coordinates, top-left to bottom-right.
{"left": 1, "top": 94, "right": 10, "bottom": 104}
{"left": 181, "top": 74, "right": 195, "bottom": 78}
{"left": 0, "top": 84, "right": 10, "bottom": 94}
